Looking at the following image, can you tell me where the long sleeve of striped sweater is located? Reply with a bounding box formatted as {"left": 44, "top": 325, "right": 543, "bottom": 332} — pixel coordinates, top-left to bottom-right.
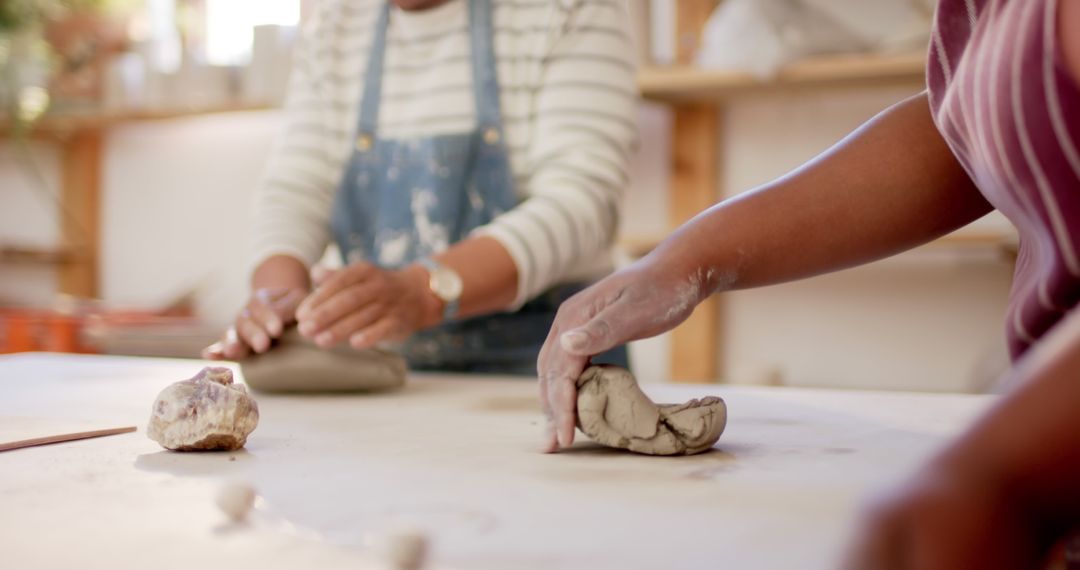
{"left": 249, "top": 0, "right": 639, "bottom": 308}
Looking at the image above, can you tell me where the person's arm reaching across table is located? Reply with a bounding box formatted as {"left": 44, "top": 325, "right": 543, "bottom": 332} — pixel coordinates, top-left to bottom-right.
{"left": 537, "top": 93, "right": 991, "bottom": 451}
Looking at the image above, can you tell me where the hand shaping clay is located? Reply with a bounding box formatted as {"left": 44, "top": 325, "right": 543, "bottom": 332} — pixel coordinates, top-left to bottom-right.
{"left": 239, "top": 328, "right": 407, "bottom": 393}
{"left": 576, "top": 365, "right": 726, "bottom": 456}
{"left": 147, "top": 367, "right": 259, "bottom": 451}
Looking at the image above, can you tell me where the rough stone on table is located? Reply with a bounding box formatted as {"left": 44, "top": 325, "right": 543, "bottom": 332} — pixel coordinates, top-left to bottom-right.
{"left": 147, "top": 367, "right": 259, "bottom": 452}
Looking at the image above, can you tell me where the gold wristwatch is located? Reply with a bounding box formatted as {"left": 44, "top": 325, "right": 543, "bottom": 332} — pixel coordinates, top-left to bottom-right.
{"left": 419, "top": 258, "right": 463, "bottom": 320}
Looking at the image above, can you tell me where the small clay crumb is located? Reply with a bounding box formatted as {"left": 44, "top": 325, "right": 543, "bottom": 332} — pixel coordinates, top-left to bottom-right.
{"left": 229, "top": 456, "right": 236, "bottom": 462}
{"left": 366, "top": 525, "right": 428, "bottom": 570}
{"left": 216, "top": 481, "right": 257, "bottom": 523}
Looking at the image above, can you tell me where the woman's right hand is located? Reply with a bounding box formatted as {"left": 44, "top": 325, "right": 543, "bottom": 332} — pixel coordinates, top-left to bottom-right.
{"left": 537, "top": 255, "right": 721, "bottom": 452}
{"left": 203, "top": 287, "right": 307, "bottom": 360}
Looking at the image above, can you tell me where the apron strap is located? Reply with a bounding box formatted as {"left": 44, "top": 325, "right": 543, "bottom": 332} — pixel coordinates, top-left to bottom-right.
{"left": 469, "top": 0, "right": 503, "bottom": 132}
{"left": 358, "top": 0, "right": 502, "bottom": 137}
{"left": 357, "top": 2, "right": 392, "bottom": 136}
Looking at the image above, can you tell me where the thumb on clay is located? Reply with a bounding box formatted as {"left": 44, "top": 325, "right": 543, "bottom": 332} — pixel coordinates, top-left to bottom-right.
{"left": 560, "top": 314, "right": 620, "bottom": 356}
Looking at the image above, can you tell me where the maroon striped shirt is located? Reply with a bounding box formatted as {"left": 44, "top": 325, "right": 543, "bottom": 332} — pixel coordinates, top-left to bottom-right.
{"left": 928, "top": 0, "right": 1080, "bottom": 360}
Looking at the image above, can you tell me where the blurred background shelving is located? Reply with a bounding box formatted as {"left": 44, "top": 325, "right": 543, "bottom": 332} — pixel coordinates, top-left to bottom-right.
{"left": 1, "top": 0, "right": 1017, "bottom": 394}
{"left": 619, "top": 0, "right": 1014, "bottom": 390}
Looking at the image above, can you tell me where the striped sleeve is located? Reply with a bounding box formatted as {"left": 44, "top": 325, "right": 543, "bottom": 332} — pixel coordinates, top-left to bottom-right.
{"left": 475, "top": 0, "right": 639, "bottom": 307}
{"left": 247, "top": 5, "right": 344, "bottom": 274}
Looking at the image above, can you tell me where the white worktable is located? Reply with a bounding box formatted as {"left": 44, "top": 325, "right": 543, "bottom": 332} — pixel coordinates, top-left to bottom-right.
{"left": 0, "top": 353, "right": 993, "bottom": 569}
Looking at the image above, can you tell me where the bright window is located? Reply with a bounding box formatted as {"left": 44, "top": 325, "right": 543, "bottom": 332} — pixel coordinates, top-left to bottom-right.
{"left": 204, "top": 0, "right": 300, "bottom": 65}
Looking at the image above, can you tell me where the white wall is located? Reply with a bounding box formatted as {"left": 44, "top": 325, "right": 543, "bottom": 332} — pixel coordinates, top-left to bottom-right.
{"left": 0, "top": 88, "right": 1015, "bottom": 393}
{"left": 0, "top": 141, "right": 64, "bottom": 307}
{"left": 0, "top": 112, "right": 279, "bottom": 323}
{"left": 99, "top": 112, "right": 282, "bottom": 322}
{"left": 619, "top": 103, "right": 674, "bottom": 384}
{"left": 716, "top": 87, "right": 1014, "bottom": 392}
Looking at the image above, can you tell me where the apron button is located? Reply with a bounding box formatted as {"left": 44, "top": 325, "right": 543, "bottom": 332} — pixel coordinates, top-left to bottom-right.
{"left": 355, "top": 134, "right": 373, "bottom": 152}
{"left": 483, "top": 128, "right": 500, "bottom": 145}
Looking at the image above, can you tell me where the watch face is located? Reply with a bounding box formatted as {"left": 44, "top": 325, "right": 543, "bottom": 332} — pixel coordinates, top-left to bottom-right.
{"left": 431, "top": 268, "right": 464, "bottom": 301}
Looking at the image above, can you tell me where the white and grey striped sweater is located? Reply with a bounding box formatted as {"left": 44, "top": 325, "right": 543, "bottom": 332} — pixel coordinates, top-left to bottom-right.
{"left": 250, "top": 0, "right": 639, "bottom": 307}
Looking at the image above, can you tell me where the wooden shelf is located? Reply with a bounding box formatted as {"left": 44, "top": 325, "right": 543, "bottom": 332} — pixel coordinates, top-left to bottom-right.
{"left": 0, "top": 103, "right": 278, "bottom": 298}
{"left": 0, "top": 245, "right": 84, "bottom": 266}
{"left": 620, "top": 229, "right": 1019, "bottom": 260}
{"left": 638, "top": 52, "right": 927, "bottom": 103}
{"left": 0, "top": 103, "right": 277, "bottom": 137}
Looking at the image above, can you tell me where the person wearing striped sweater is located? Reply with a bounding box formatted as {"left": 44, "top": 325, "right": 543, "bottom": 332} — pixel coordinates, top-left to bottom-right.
{"left": 541, "top": 0, "right": 1080, "bottom": 566}
{"left": 204, "top": 0, "right": 638, "bottom": 375}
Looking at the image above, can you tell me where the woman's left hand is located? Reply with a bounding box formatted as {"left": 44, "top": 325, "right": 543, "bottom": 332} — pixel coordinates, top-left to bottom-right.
{"left": 842, "top": 453, "right": 1042, "bottom": 570}
{"left": 294, "top": 262, "right": 439, "bottom": 349}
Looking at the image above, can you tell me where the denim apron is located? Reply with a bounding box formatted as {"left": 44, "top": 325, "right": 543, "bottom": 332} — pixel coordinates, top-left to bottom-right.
{"left": 331, "top": 0, "right": 628, "bottom": 376}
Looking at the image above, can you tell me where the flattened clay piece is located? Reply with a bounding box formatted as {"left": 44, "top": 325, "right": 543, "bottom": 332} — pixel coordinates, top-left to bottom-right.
{"left": 147, "top": 367, "right": 259, "bottom": 451}
{"left": 576, "top": 365, "right": 726, "bottom": 456}
{"left": 239, "top": 327, "right": 407, "bottom": 393}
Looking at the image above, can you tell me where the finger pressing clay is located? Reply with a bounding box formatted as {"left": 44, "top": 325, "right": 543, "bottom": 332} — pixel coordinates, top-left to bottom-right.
{"left": 576, "top": 365, "right": 726, "bottom": 456}
{"left": 147, "top": 367, "right": 259, "bottom": 451}
{"left": 239, "top": 327, "right": 407, "bottom": 393}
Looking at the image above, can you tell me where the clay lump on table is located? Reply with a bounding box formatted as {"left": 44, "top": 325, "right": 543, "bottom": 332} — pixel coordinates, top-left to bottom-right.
{"left": 576, "top": 365, "right": 727, "bottom": 456}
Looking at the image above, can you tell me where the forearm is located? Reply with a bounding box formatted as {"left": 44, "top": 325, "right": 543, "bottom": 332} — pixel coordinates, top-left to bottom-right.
{"left": 944, "top": 308, "right": 1080, "bottom": 530}
{"left": 399, "top": 236, "right": 519, "bottom": 330}
{"left": 434, "top": 235, "right": 517, "bottom": 318}
{"left": 251, "top": 254, "right": 310, "bottom": 292}
{"left": 404, "top": 236, "right": 517, "bottom": 328}
{"left": 651, "top": 93, "right": 991, "bottom": 298}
